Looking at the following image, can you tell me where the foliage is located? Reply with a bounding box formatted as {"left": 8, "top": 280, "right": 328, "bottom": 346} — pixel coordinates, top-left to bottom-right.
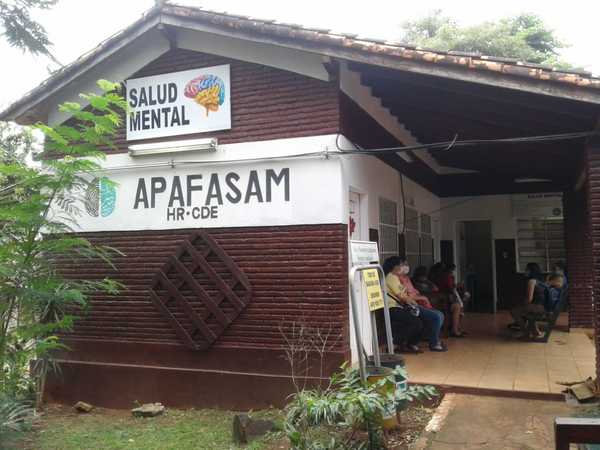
{"left": 0, "top": 122, "right": 38, "bottom": 165}
{"left": 0, "top": 0, "right": 59, "bottom": 60}
{"left": 284, "top": 364, "right": 438, "bottom": 450}
{"left": 400, "top": 11, "right": 573, "bottom": 68}
{"left": 0, "top": 395, "right": 33, "bottom": 449}
{"left": 392, "top": 366, "right": 438, "bottom": 404}
{"left": 0, "top": 80, "right": 127, "bottom": 406}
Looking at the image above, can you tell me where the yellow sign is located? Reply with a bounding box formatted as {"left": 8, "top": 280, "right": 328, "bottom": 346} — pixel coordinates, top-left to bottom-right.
{"left": 363, "top": 269, "right": 384, "bottom": 312}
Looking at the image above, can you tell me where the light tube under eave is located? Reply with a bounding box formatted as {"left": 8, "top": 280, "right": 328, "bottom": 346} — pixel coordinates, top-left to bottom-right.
{"left": 128, "top": 138, "right": 218, "bottom": 157}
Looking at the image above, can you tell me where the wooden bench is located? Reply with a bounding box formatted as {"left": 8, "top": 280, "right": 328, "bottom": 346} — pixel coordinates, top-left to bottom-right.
{"left": 555, "top": 417, "right": 600, "bottom": 450}
{"left": 525, "top": 287, "right": 569, "bottom": 343}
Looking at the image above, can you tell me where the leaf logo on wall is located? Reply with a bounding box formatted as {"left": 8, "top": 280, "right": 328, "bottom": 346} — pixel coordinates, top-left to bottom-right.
{"left": 184, "top": 74, "right": 226, "bottom": 116}
{"left": 85, "top": 177, "right": 116, "bottom": 218}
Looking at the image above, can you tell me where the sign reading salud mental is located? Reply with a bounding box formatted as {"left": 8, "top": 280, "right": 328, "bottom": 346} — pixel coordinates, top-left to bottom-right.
{"left": 126, "top": 64, "right": 231, "bottom": 141}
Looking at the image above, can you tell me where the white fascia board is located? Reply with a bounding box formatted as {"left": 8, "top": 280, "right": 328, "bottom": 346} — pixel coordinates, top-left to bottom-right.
{"left": 340, "top": 62, "right": 417, "bottom": 163}
{"left": 412, "top": 149, "right": 476, "bottom": 174}
{"left": 91, "top": 134, "right": 340, "bottom": 171}
{"left": 174, "top": 28, "right": 330, "bottom": 82}
{"left": 340, "top": 62, "right": 477, "bottom": 175}
{"left": 47, "top": 29, "right": 170, "bottom": 125}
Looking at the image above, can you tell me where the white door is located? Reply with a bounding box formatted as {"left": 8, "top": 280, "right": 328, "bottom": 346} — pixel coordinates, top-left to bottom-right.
{"left": 349, "top": 191, "right": 362, "bottom": 240}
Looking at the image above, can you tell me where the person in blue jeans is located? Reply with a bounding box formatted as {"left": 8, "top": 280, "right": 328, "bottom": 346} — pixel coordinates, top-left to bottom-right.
{"left": 384, "top": 256, "right": 447, "bottom": 352}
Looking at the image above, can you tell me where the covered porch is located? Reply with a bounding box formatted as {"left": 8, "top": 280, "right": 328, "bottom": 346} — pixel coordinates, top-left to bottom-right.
{"left": 342, "top": 55, "right": 600, "bottom": 395}
{"left": 403, "top": 312, "right": 595, "bottom": 396}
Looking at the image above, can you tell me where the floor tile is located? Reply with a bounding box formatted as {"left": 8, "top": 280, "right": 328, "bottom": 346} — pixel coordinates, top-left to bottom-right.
{"left": 404, "top": 312, "right": 593, "bottom": 394}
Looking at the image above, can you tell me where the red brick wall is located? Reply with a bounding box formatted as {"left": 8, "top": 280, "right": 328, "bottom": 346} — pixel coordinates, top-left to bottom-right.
{"left": 59, "top": 225, "right": 349, "bottom": 351}
{"left": 564, "top": 186, "right": 594, "bottom": 328}
{"left": 106, "top": 48, "right": 340, "bottom": 153}
{"left": 584, "top": 136, "right": 600, "bottom": 378}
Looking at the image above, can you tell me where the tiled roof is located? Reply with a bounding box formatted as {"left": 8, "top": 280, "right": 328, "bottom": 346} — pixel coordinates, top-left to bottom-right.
{"left": 163, "top": 3, "right": 600, "bottom": 89}
{"left": 2, "top": 2, "right": 600, "bottom": 122}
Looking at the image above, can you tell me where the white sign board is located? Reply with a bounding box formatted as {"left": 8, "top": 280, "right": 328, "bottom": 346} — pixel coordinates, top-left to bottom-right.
{"left": 126, "top": 65, "right": 231, "bottom": 141}
{"left": 511, "top": 192, "right": 563, "bottom": 218}
{"left": 54, "top": 158, "right": 343, "bottom": 232}
{"left": 349, "top": 240, "right": 380, "bottom": 267}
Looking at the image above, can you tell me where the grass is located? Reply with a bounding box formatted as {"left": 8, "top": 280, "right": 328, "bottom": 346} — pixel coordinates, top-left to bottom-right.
{"left": 13, "top": 400, "right": 438, "bottom": 449}
{"left": 16, "top": 405, "right": 287, "bottom": 450}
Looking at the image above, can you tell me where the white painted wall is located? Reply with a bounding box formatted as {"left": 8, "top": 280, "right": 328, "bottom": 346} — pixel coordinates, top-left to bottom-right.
{"left": 338, "top": 135, "right": 442, "bottom": 363}
{"left": 440, "top": 195, "right": 516, "bottom": 241}
{"left": 51, "top": 134, "right": 347, "bottom": 232}
{"left": 176, "top": 28, "right": 329, "bottom": 82}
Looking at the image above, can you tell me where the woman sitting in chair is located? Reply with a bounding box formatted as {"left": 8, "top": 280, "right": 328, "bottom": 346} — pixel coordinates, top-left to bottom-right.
{"left": 510, "top": 262, "right": 547, "bottom": 339}
{"left": 384, "top": 257, "right": 447, "bottom": 352}
{"left": 431, "top": 263, "right": 467, "bottom": 338}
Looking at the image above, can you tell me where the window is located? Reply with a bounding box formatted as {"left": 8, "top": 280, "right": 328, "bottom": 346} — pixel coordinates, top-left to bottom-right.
{"left": 419, "top": 213, "right": 434, "bottom": 268}
{"left": 404, "top": 207, "right": 420, "bottom": 269}
{"left": 516, "top": 218, "right": 565, "bottom": 272}
{"left": 378, "top": 197, "right": 398, "bottom": 263}
{"left": 403, "top": 208, "right": 435, "bottom": 269}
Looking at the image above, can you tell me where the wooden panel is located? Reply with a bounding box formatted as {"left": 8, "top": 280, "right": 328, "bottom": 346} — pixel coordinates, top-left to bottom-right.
{"left": 150, "top": 231, "right": 252, "bottom": 350}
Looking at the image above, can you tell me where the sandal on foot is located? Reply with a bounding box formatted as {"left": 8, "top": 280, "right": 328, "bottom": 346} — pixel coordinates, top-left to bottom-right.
{"left": 429, "top": 343, "right": 448, "bottom": 352}
{"left": 407, "top": 344, "right": 424, "bottom": 354}
{"left": 449, "top": 331, "right": 466, "bottom": 338}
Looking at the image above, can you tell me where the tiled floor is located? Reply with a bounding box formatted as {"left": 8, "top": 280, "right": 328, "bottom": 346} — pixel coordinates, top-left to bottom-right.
{"left": 403, "top": 312, "right": 596, "bottom": 395}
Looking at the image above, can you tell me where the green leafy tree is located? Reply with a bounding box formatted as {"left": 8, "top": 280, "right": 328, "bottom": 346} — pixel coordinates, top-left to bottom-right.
{"left": 0, "top": 123, "right": 37, "bottom": 165}
{"left": 0, "top": 80, "right": 127, "bottom": 406}
{"left": 0, "top": 0, "right": 59, "bottom": 60}
{"left": 400, "top": 11, "right": 572, "bottom": 68}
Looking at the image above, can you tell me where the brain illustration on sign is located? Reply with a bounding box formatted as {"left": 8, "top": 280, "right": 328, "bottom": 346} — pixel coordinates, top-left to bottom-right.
{"left": 85, "top": 177, "right": 116, "bottom": 218}
{"left": 184, "top": 74, "right": 226, "bottom": 116}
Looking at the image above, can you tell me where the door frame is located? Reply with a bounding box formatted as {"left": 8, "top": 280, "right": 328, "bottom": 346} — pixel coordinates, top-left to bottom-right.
{"left": 348, "top": 187, "right": 369, "bottom": 242}
{"left": 453, "top": 218, "right": 498, "bottom": 313}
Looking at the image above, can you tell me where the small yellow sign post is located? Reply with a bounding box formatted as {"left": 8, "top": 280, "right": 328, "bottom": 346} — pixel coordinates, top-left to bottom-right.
{"left": 363, "top": 269, "right": 384, "bottom": 312}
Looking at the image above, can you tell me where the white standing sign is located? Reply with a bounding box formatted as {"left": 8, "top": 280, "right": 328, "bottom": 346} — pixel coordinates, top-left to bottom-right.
{"left": 349, "top": 240, "right": 380, "bottom": 267}
{"left": 126, "top": 64, "right": 231, "bottom": 141}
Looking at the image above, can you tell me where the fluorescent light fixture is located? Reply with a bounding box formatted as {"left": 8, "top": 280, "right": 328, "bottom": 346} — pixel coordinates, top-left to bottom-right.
{"left": 514, "top": 177, "right": 551, "bottom": 184}
{"left": 128, "top": 138, "right": 218, "bottom": 157}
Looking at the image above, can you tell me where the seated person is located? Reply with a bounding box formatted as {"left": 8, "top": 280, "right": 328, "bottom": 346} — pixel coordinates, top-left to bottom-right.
{"left": 431, "top": 263, "right": 467, "bottom": 338}
{"left": 396, "top": 265, "right": 433, "bottom": 309}
{"left": 546, "top": 273, "right": 565, "bottom": 312}
{"left": 552, "top": 261, "right": 568, "bottom": 288}
{"left": 382, "top": 258, "right": 424, "bottom": 353}
{"left": 384, "top": 256, "right": 447, "bottom": 352}
{"left": 412, "top": 265, "right": 446, "bottom": 309}
{"left": 510, "top": 262, "right": 547, "bottom": 338}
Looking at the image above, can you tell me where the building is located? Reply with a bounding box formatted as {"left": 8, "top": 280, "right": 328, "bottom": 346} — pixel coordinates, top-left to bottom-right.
{"left": 2, "top": 3, "right": 600, "bottom": 408}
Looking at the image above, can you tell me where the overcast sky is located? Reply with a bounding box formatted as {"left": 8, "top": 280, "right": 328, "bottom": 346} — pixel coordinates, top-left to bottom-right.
{"left": 1, "top": 0, "right": 599, "bottom": 111}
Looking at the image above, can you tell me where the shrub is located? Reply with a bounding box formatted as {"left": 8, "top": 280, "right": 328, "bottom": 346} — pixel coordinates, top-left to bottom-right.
{"left": 0, "top": 395, "right": 33, "bottom": 449}
{"left": 284, "top": 364, "right": 437, "bottom": 449}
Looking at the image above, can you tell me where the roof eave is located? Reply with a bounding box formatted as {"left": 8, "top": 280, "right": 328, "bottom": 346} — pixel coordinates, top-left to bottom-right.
{"left": 160, "top": 8, "right": 600, "bottom": 105}
{"left": 2, "top": 3, "right": 600, "bottom": 125}
{"left": 0, "top": 8, "right": 163, "bottom": 124}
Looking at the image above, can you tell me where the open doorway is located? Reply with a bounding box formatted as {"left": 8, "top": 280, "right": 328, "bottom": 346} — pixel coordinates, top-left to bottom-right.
{"left": 457, "top": 220, "right": 495, "bottom": 313}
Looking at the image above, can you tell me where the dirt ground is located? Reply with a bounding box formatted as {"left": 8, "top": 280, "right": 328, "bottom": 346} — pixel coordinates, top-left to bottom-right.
{"left": 413, "top": 393, "right": 590, "bottom": 450}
